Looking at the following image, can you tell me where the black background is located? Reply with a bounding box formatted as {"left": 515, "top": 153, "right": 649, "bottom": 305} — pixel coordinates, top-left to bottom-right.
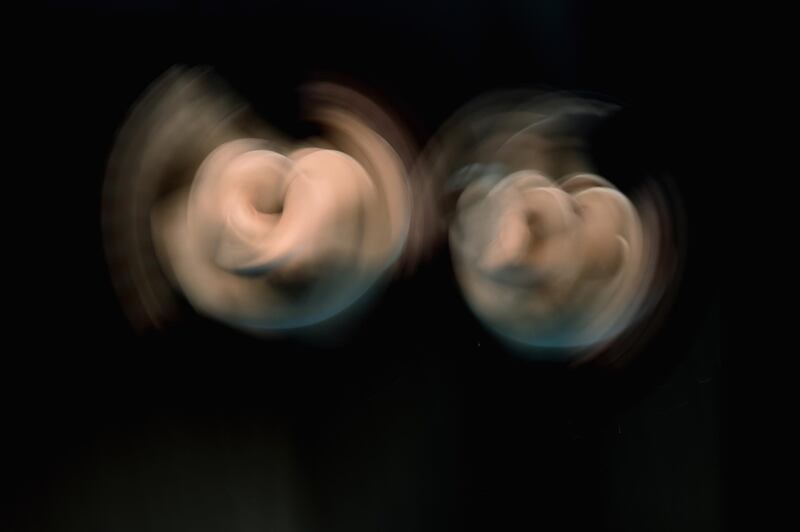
{"left": 12, "top": 2, "right": 722, "bottom": 531}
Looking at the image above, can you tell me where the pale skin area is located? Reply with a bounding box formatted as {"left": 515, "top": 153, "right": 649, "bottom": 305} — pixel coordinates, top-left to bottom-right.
{"left": 102, "top": 69, "right": 415, "bottom": 333}
{"left": 450, "top": 171, "right": 646, "bottom": 348}
{"left": 153, "top": 137, "right": 409, "bottom": 331}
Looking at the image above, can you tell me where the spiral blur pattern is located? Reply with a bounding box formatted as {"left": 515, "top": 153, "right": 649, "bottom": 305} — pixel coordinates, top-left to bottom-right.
{"left": 410, "top": 91, "right": 682, "bottom": 360}
{"left": 104, "top": 68, "right": 412, "bottom": 333}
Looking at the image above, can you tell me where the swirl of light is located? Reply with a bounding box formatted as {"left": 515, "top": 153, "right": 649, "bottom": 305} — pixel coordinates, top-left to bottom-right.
{"left": 451, "top": 171, "right": 647, "bottom": 349}
{"left": 104, "top": 68, "right": 412, "bottom": 333}
{"left": 156, "top": 141, "right": 406, "bottom": 330}
{"left": 409, "top": 91, "right": 682, "bottom": 361}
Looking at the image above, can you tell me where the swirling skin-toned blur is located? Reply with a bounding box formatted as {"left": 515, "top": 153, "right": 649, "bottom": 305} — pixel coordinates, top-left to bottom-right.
{"left": 103, "top": 68, "right": 412, "bottom": 334}
{"left": 104, "top": 73, "right": 680, "bottom": 359}
{"left": 409, "top": 91, "right": 682, "bottom": 363}
{"left": 451, "top": 171, "right": 646, "bottom": 349}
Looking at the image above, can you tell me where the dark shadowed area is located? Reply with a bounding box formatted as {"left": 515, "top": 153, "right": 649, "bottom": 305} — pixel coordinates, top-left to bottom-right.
{"left": 12, "top": 2, "right": 722, "bottom": 531}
